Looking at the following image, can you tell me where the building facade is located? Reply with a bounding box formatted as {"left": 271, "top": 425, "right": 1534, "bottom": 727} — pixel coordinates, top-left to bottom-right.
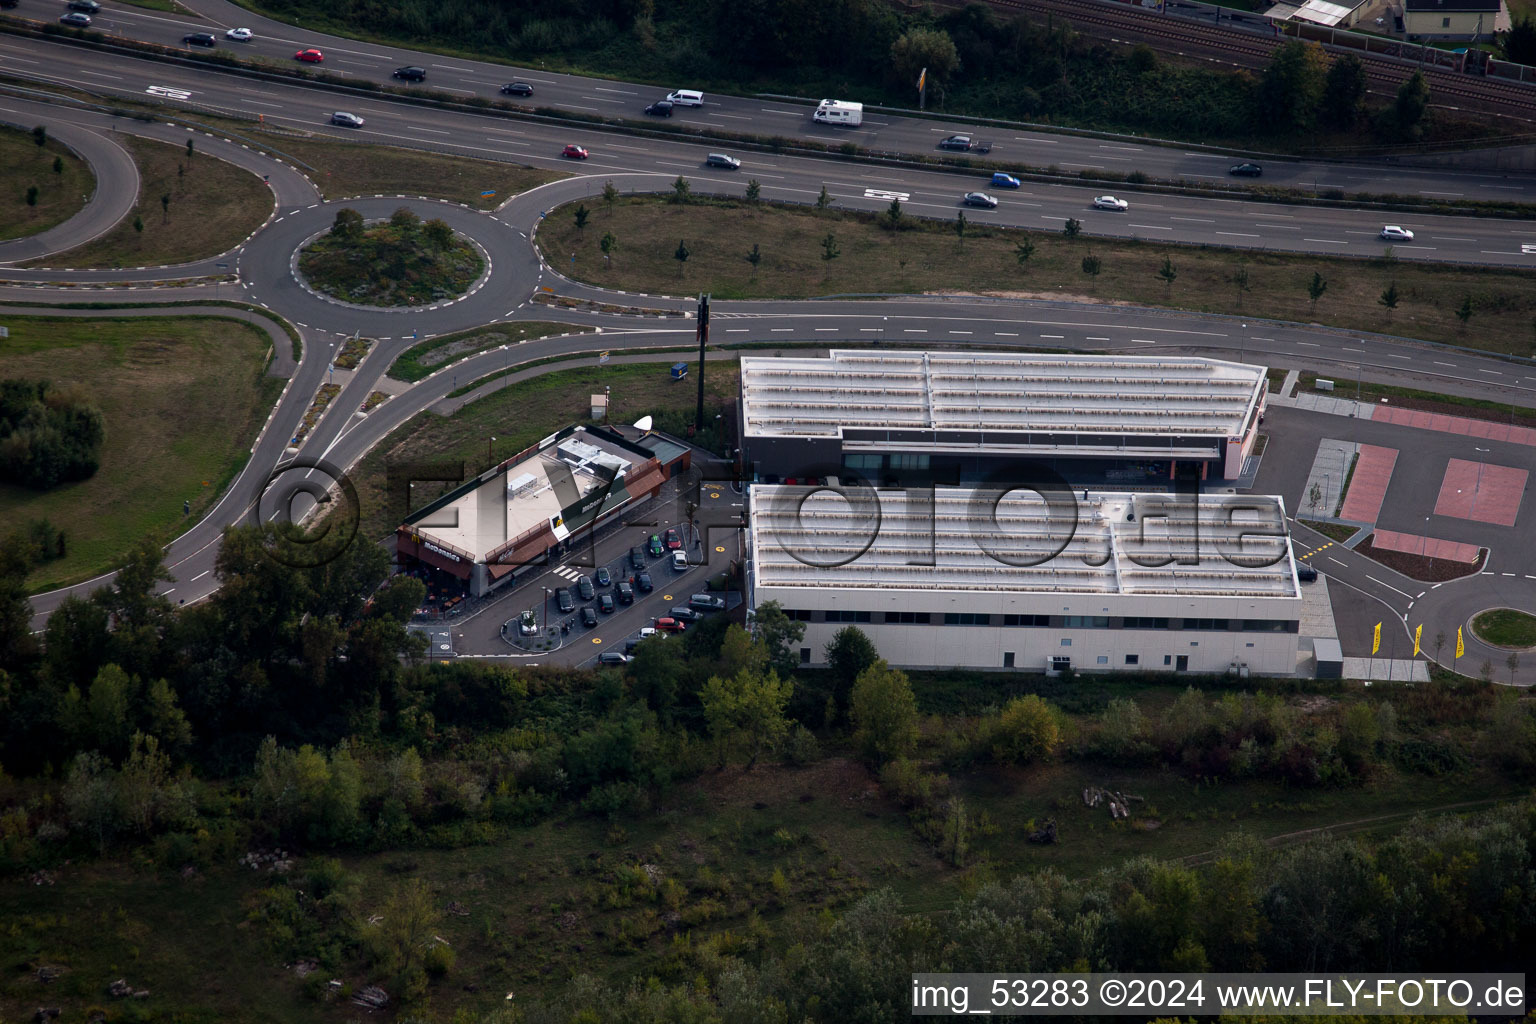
{"left": 1403, "top": 0, "right": 1504, "bottom": 38}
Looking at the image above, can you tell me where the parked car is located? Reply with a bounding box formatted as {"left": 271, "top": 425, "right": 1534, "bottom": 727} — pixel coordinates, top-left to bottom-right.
{"left": 517, "top": 611, "right": 539, "bottom": 636}
{"left": 664, "top": 528, "right": 682, "bottom": 550}
{"left": 576, "top": 575, "right": 594, "bottom": 601}
{"left": 629, "top": 545, "right": 646, "bottom": 569}
{"left": 669, "top": 607, "right": 703, "bottom": 622}
{"left": 990, "top": 172, "right": 1021, "bottom": 189}
{"left": 183, "top": 32, "right": 217, "bottom": 47}
{"left": 671, "top": 550, "right": 689, "bottom": 572}
{"left": 561, "top": 144, "right": 589, "bottom": 160}
{"left": 597, "top": 594, "right": 616, "bottom": 614}
{"left": 648, "top": 534, "right": 665, "bottom": 558}
{"left": 67, "top": 0, "right": 99, "bottom": 11}
{"left": 555, "top": 587, "right": 574, "bottom": 613}
{"left": 636, "top": 571, "right": 653, "bottom": 593}
{"left": 616, "top": 581, "right": 634, "bottom": 604}
{"left": 598, "top": 651, "right": 629, "bottom": 665}
{"left": 595, "top": 567, "right": 612, "bottom": 587}
{"left": 1229, "top": 162, "right": 1263, "bottom": 177}
{"left": 704, "top": 153, "right": 741, "bottom": 170}
{"left": 580, "top": 606, "right": 598, "bottom": 628}
{"left": 1380, "top": 224, "right": 1414, "bottom": 241}
{"left": 654, "top": 617, "right": 687, "bottom": 633}
{"left": 1092, "top": 195, "right": 1129, "bottom": 211}
{"left": 225, "top": 27, "right": 254, "bottom": 41}
{"left": 644, "top": 99, "right": 673, "bottom": 117}
{"left": 938, "top": 134, "right": 972, "bottom": 151}
{"left": 330, "top": 112, "right": 365, "bottom": 128}
{"left": 294, "top": 48, "right": 325, "bottom": 62}
{"left": 963, "top": 191, "right": 998, "bottom": 209}
{"left": 1297, "top": 563, "right": 1318, "bottom": 583}
{"left": 689, "top": 593, "right": 727, "bottom": 611}
{"left": 500, "top": 81, "right": 534, "bottom": 96}
{"left": 59, "top": 11, "right": 92, "bottom": 25}
{"left": 392, "top": 66, "right": 427, "bottom": 82}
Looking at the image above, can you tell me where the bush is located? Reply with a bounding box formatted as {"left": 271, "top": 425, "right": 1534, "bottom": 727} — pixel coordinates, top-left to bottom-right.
{"left": 986, "top": 694, "right": 1061, "bottom": 765}
{"left": 0, "top": 379, "right": 106, "bottom": 489}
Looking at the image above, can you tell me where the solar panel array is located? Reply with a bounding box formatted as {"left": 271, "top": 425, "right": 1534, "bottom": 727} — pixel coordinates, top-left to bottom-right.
{"left": 740, "top": 351, "right": 1265, "bottom": 440}
{"left": 750, "top": 486, "right": 1296, "bottom": 597}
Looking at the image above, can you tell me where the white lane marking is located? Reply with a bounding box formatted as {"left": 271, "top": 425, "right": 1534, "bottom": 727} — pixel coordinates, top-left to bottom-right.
{"left": 1303, "top": 238, "right": 1348, "bottom": 245}
{"left": 1128, "top": 224, "right": 1172, "bottom": 231}
{"left": 1366, "top": 574, "right": 1415, "bottom": 600}
{"left": 864, "top": 189, "right": 909, "bottom": 201}
{"left": 1217, "top": 231, "right": 1260, "bottom": 238}
{"left": 406, "top": 126, "right": 451, "bottom": 134}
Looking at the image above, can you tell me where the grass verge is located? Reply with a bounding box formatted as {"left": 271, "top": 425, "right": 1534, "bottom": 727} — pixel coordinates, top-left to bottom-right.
{"left": 352, "top": 360, "right": 740, "bottom": 543}
{"left": 1298, "top": 519, "right": 1360, "bottom": 543}
{"left": 1298, "top": 372, "right": 1536, "bottom": 425}
{"left": 0, "top": 315, "right": 280, "bottom": 592}
{"left": 1335, "top": 452, "right": 1360, "bottom": 518}
{"left": 0, "top": 125, "right": 94, "bottom": 243}
{"left": 1470, "top": 607, "right": 1536, "bottom": 648}
{"left": 538, "top": 195, "right": 1536, "bottom": 358}
{"left": 388, "top": 322, "right": 596, "bottom": 382}
{"left": 255, "top": 133, "right": 563, "bottom": 208}
{"left": 24, "top": 135, "right": 271, "bottom": 269}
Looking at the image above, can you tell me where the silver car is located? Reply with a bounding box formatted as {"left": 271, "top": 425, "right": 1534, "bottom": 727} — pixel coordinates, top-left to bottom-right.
{"left": 963, "top": 191, "right": 998, "bottom": 209}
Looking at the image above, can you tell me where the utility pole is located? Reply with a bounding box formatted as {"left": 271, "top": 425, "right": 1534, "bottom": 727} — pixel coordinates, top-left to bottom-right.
{"left": 695, "top": 293, "right": 709, "bottom": 433}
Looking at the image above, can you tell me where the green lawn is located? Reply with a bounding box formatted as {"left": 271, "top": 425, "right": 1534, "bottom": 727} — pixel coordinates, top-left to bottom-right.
{"left": 298, "top": 217, "right": 483, "bottom": 306}
{"left": 387, "top": 322, "right": 595, "bottom": 382}
{"left": 1298, "top": 519, "right": 1360, "bottom": 543}
{"left": 1471, "top": 608, "right": 1536, "bottom": 648}
{"left": 538, "top": 195, "right": 1536, "bottom": 358}
{"left": 26, "top": 136, "right": 272, "bottom": 270}
{"left": 0, "top": 125, "right": 94, "bottom": 243}
{"left": 0, "top": 315, "right": 280, "bottom": 592}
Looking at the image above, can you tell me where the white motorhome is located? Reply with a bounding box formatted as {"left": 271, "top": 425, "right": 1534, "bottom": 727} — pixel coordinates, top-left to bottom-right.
{"left": 813, "top": 99, "right": 863, "bottom": 127}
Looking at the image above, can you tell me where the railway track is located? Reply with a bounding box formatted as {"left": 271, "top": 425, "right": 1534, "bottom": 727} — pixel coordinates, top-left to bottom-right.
{"left": 973, "top": 0, "right": 1536, "bottom": 120}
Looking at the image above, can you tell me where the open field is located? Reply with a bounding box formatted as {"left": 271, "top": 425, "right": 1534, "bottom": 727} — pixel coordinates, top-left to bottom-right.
{"left": 259, "top": 134, "right": 564, "bottom": 208}
{"left": 0, "top": 315, "right": 280, "bottom": 592}
{"left": 0, "top": 125, "right": 94, "bottom": 242}
{"left": 24, "top": 136, "right": 271, "bottom": 269}
{"left": 351, "top": 359, "right": 739, "bottom": 542}
{"left": 537, "top": 196, "right": 1536, "bottom": 358}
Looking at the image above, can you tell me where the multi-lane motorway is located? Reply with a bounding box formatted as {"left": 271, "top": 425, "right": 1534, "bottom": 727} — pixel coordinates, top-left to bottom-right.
{"left": 3, "top": 0, "right": 1535, "bottom": 677}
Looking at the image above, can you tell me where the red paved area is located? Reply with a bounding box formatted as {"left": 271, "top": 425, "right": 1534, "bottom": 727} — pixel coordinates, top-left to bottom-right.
{"left": 1338, "top": 444, "right": 1398, "bottom": 523}
{"left": 1371, "top": 406, "right": 1536, "bottom": 447}
{"left": 1371, "top": 529, "right": 1481, "bottom": 563}
{"left": 1432, "top": 459, "right": 1527, "bottom": 527}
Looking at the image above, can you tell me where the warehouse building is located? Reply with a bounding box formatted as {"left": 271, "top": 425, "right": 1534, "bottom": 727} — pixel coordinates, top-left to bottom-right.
{"left": 747, "top": 485, "right": 1302, "bottom": 676}
{"left": 737, "top": 350, "right": 1267, "bottom": 489}
{"left": 396, "top": 425, "right": 679, "bottom": 597}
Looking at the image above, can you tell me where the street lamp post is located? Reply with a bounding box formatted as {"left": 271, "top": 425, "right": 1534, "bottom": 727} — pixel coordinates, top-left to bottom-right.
{"left": 489, "top": 435, "right": 496, "bottom": 465}
{"left": 543, "top": 587, "right": 551, "bottom": 632}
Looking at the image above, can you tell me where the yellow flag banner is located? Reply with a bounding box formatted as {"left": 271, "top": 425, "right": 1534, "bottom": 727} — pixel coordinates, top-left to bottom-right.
{"left": 1456, "top": 626, "right": 1465, "bottom": 659}
{"left": 1413, "top": 624, "right": 1422, "bottom": 657}
{"left": 1372, "top": 622, "right": 1381, "bottom": 655}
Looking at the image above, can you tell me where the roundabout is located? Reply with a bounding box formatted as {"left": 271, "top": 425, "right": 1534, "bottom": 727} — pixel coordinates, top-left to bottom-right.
{"left": 292, "top": 209, "right": 489, "bottom": 308}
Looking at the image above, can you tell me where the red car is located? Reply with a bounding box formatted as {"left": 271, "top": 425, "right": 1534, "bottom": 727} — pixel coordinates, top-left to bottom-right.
{"left": 664, "top": 528, "right": 681, "bottom": 550}
{"left": 561, "top": 144, "right": 588, "bottom": 160}
{"left": 654, "top": 617, "right": 686, "bottom": 633}
{"left": 294, "top": 48, "right": 324, "bottom": 63}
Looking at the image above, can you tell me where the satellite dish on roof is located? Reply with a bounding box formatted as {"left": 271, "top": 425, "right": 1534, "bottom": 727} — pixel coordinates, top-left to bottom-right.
{"left": 633, "top": 415, "right": 654, "bottom": 431}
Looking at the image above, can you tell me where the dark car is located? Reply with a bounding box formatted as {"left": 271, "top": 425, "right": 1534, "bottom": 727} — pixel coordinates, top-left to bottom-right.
{"left": 636, "top": 571, "right": 653, "bottom": 593}
{"left": 60, "top": 11, "right": 92, "bottom": 25}
{"left": 500, "top": 81, "right": 534, "bottom": 96}
{"left": 576, "top": 575, "right": 595, "bottom": 601}
{"left": 183, "top": 32, "right": 217, "bottom": 47}
{"left": 664, "top": 528, "right": 681, "bottom": 550}
{"left": 330, "top": 112, "right": 366, "bottom": 128}
{"left": 0, "top": 0, "right": 19, "bottom": 9}
{"left": 597, "top": 594, "right": 616, "bottom": 614}
{"left": 938, "top": 134, "right": 972, "bottom": 151}
{"left": 392, "top": 66, "right": 427, "bottom": 82}
{"left": 616, "top": 581, "right": 634, "bottom": 604}
{"left": 644, "top": 99, "right": 673, "bottom": 117}
{"left": 595, "top": 567, "right": 612, "bottom": 587}
{"left": 1297, "top": 563, "right": 1318, "bottom": 582}
{"left": 1229, "top": 162, "right": 1263, "bottom": 177}
{"left": 555, "top": 587, "right": 574, "bottom": 613}
{"left": 669, "top": 606, "right": 702, "bottom": 623}
{"left": 629, "top": 545, "right": 647, "bottom": 570}
{"left": 689, "top": 593, "right": 727, "bottom": 612}
{"left": 598, "top": 651, "right": 629, "bottom": 666}
{"left": 67, "top": 0, "right": 100, "bottom": 11}
{"left": 581, "top": 606, "right": 598, "bottom": 628}
{"left": 647, "top": 534, "right": 665, "bottom": 558}
{"left": 704, "top": 153, "right": 742, "bottom": 170}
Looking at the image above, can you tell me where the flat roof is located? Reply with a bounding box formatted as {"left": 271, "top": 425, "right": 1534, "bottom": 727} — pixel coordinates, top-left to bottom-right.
{"left": 405, "top": 427, "right": 637, "bottom": 558}
{"left": 1405, "top": 0, "right": 1499, "bottom": 10}
{"left": 750, "top": 485, "right": 1299, "bottom": 598}
{"left": 740, "top": 351, "right": 1265, "bottom": 442}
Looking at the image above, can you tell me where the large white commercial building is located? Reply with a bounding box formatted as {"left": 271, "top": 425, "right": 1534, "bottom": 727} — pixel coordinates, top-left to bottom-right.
{"left": 747, "top": 485, "right": 1302, "bottom": 676}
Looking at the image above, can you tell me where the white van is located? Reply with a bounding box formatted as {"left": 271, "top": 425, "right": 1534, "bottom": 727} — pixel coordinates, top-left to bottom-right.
{"left": 671, "top": 550, "right": 689, "bottom": 572}
{"left": 667, "top": 89, "right": 704, "bottom": 107}
{"left": 813, "top": 99, "right": 863, "bottom": 127}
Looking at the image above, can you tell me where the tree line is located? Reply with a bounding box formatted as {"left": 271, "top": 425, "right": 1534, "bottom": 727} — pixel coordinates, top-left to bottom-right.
{"left": 0, "top": 378, "right": 105, "bottom": 489}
